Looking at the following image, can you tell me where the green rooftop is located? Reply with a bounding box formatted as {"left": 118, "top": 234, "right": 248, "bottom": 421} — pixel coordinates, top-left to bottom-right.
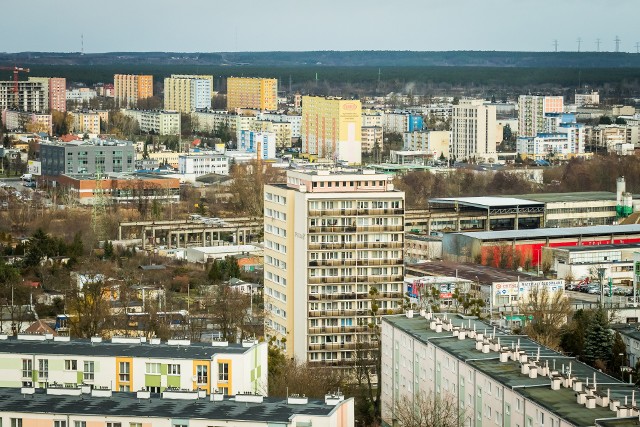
{"left": 384, "top": 314, "right": 640, "bottom": 427}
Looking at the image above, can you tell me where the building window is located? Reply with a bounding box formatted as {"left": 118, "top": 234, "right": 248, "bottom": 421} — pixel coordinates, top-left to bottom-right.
{"left": 22, "top": 359, "right": 32, "bottom": 379}
{"left": 10, "top": 419, "right": 22, "bottom": 427}
{"left": 54, "top": 421, "right": 66, "bottom": 427}
{"left": 74, "top": 422, "right": 86, "bottom": 427}
{"left": 38, "top": 359, "right": 49, "bottom": 379}
{"left": 83, "top": 361, "right": 95, "bottom": 381}
{"left": 146, "top": 386, "right": 160, "bottom": 393}
{"left": 168, "top": 364, "right": 181, "bottom": 375}
{"left": 197, "top": 365, "right": 208, "bottom": 385}
{"left": 130, "top": 424, "right": 142, "bottom": 427}
{"left": 218, "top": 363, "right": 229, "bottom": 382}
{"left": 106, "top": 423, "right": 122, "bottom": 427}
{"left": 145, "top": 363, "right": 161, "bottom": 375}
{"left": 119, "top": 361, "right": 130, "bottom": 382}
{"left": 65, "top": 360, "right": 77, "bottom": 371}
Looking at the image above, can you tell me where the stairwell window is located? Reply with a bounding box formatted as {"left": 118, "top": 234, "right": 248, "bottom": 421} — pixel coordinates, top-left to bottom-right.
{"left": 38, "top": 359, "right": 48, "bottom": 379}
{"left": 83, "top": 361, "right": 94, "bottom": 381}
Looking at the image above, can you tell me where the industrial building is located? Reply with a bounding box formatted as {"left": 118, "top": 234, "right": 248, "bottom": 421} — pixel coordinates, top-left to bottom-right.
{"left": 0, "top": 334, "right": 266, "bottom": 395}
{"left": 40, "top": 140, "right": 136, "bottom": 177}
{"left": 382, "top": 312, "right": 640, "bottom": 427}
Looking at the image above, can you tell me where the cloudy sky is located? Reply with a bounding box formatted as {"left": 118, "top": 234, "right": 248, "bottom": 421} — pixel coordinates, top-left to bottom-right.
{"left": 2, "top": 0, "right": 637, "bottom": 53}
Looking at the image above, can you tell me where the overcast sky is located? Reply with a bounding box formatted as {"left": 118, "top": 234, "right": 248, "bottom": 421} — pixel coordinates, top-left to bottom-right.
{"left": 2, "top": 0, "right": 638, "bottom": 53}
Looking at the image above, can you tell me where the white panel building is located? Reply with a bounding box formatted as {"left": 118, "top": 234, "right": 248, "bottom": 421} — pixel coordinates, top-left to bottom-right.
{"left": 178, "top": 154, "right": 230, "bottom": 176}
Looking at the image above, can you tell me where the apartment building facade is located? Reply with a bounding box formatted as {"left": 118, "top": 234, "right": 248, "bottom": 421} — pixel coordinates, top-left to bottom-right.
{"left": 251, "top": 119, "right": 293, "bottom": 148}
{"left": 264, "top": 169, "right": 405, "bottom": 365}
{"left": 403, "top": 130, "right": 451, "bottom": 158}
{"left": 113, "top": 74, "right": 153, "bottom": 108}
{"left": 518, "top": 95, "right": 564, "bottom": 138}
{"left": 361, "top": 126, "right": 383, "bottom": 153}
{"left": 301, "top": 96, "right": 362, "bottom": 159}
{"left": 450, "top": 99, "right": 497, "bottom": 161}
{"left": 258, "top": 112, "right": 302, "bottom": 138}
{"left": 0, "top": 335, "right": 267, "bottom": 395}
{"left": 40, "top": 140, "right": 135, "bottom": 176}
{"left": 227, "top": 77, "right": 278, "bottom": 112}
{"left": 239, "top": 130, "right": 277, "bottom": 159}
{"left": 0, "top": 81, "right": 46, "bottom": 113}
{"left": 164, "top": 75, "right": 213, "bottom": 113}
{"left": 70, "top": 111, "right": 101, "bottom": 134}
{"left": 29, "top": 77, "right": 66, "bottom": 112}
{"left": 121, "top": 109, "right": 181, "bottom": 135}
{"left": 178, "top": 154, "right": 230, "bottom": 176}
{"left": 382, "top": 313, "right": 640, "bottom": 427}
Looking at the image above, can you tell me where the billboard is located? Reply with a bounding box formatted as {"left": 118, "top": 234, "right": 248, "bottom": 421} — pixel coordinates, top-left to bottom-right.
{"left": 27, "top": 160, "right": 41, "bottom": 176}
{"left": 493, "top": 280, "right": 564, "bottom": 297}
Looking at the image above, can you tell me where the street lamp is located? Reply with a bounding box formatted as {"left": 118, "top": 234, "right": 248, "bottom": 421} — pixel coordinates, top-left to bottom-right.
{"left": 598, "top": 268, "right": 607, "bottom": 308}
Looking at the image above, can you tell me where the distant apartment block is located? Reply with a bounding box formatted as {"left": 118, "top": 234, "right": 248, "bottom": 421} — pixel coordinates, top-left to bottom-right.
{"left": 362, "top": 110, "right": 384, "bottom": 128}
{"left": 518, "top": 95, "right": 564, "bottom": 137}
{"left": 258, "top": 112, "right": 302, "bottom": 138}
{"left": 40, "top": 140, "right": 135, "bottom": 176}
{"left": 28, "top": 77, "right": 67, "bottom": 113}
{"left": 575, "top": 91, "right": 600, "bottom": 106}
{"left": 227, "top": 77, "right": 278, "bottom": 112}
{"left": 192, "top": 110, "right": 235, "bottom": 134}
{"left": 264, "top": 169, "right": 404, "bottom": 364}
{"left": 301, "top": 96, "right": 362, "bottom": 159}
{"left": 1, "top": 110, "right": 52, "bottom": 134}
{"left": 451, "top": 99, "right": 497, "bottom": 161}
{"left": 66, "top": 87, "right": 97, "bottom": 103}
{"left": 114, "top": 74, "right": 153, "bottom": 108}
{"left": 239, "top": 130, "right": 277, "bottom": 159}
{"left": 69, "top": 111, "right": 101, "bottom": 134}
{"left": 361, "top": 126, "right": 383, "bottom": 153}
{"left": 164, "top": 75, "right": 213, "bottom": 113}
{"left": 0, "top": 80, "right": 46, "bottom": 112}
{"left": 178, "top": 154, "right": 230, "bottom": 176}
{"left": 251, "top": 119, "right": 293, "bottom": 148}
{"left": 403, "top": 130, "right": 450, "bottom": 158}
{"left": 383, "top": 111, "right": 424, "bottom": 134}
{"left": 122, "top": 109, "right": 181, "bottom": 135}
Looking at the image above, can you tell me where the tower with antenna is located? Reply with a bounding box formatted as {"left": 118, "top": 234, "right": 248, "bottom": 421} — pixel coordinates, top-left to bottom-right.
{"left": 553, "top": 39, "right": 558, "bottom": 52}
{"left": 615, "top": 36, "right": 621, "bottom": 53}
{"left": 81, "top": 33, "right": 84, "bottom": 55}
{"left": 577, "top": 37, "right": 582, "bottom": 52}
{"left": 636, "top": 42, "right": 640, "bottom": 54}
{"left": 596, "top": 38, "right": 601, "bottom": 52}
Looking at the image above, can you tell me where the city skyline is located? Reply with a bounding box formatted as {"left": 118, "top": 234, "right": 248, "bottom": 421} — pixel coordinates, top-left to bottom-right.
{"left": 2, "top": 0, "right": 638, "bottom": 53}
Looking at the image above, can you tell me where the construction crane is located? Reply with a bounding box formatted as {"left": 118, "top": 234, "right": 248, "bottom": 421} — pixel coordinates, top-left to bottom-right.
{"left": 0, "top": 66, "right": 30, "bottom": 108}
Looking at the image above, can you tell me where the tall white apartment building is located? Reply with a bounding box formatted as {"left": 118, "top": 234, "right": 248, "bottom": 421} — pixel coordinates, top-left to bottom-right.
{"left": 190, "top": 78, "right": 212, "bottom": 110}
{"left": 264, "top": 169, "right": 405, "bottom": 365}
{"left": 381, "top": 313, "right": 637, "bottom": 427}
{"left": 518, "top": 95, "right": 564, "bottom": 137}
{"left": 164, "top": 75, "right": 213, "bottom": 113}
{"left": 450, "top": 99, "right": 497, "bottom": 161}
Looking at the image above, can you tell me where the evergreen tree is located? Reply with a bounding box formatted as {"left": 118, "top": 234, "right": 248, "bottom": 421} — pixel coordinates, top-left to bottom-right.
{"left": 610, "top": 332, "right": 628, "bottom": 378}
{"left": 583, "top": 308, "right": 612, "bottom": 365}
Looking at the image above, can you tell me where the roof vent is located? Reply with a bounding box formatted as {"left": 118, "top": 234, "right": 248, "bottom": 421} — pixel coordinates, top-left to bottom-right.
{"left": 0, "top": 334, "right": 8, "bottom": 340}
{"left": 167, "top": 339, "right": 191, "bottom": 346}
{"left": 17, "top": 334, "right": 47, "bottom": 341}
{"left": 288, "top": 394, "right": 309, "bottom": 405}
{"left": 111, "top": 336, "right": 143, "bottom": 344}
{"left": 406, "top": 310, "right": 414, "bottom": 319}
{"left": 21, "top": 387, "right": 35, "bottom": 395}
{"left": 242, "top": 339, "right": 258, "bottom": 348}
{"left": 149, "top": 338, "right": 161, "bottom": 345}
{"left": 136, "top": 390, "right": 151, "bottom": 399}
{"left": 54, "top": 336, "right": 70, "bottom": 342}
{"left": 91, "top": 387, "right": 112, "bottom": 398}
{"left": 90, "top": 336, "right": 103, "bottom": 343}
{"left": 325, "top": 392, "right": 345, "bottom": 406}
{"left": 210, "top": 390, "right": 224, "bottom": 402}
{"left": 162, "top": 388, "right": 198, "bottom": 400}
{"left": 47, "top": 385, "right": 82, "bottom": 396}
{"left": 235, "top": 392, "right": 264, "bottom": 403}
{"left": 211, "top": 340, "right": 229, "bottom": 347}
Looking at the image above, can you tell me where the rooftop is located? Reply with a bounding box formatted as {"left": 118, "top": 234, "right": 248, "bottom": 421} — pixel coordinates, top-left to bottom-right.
{"left": 453, "top": 224, "right": 640, "bottom": 241}
{"left": 0, "top": 337, "right": 257, "bottom": 359}
{"left": 385, "top": 314, "right": 640, "bottom": 427}
{"left": 0, "top": 388, "right": 344, "bottom": 422}
{"left": 430, "top": 196, "right": 543, "bottom": 210}
{"left": 506, "top": 191, "right": 622, "bottom": 204}
{"left": 406, "top": 261, "right": 540, "bottom": 285}
{"left": 551, "top": 243, "right": 640, "bottom": 253}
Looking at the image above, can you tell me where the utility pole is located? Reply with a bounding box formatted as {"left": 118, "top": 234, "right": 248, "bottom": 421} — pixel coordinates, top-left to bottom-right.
{"left": 577, "top": 37, "right": 582, "bottom": 52}
{"left": 596, "top": 38, "right": 601, "bottom": 52}
{"left": 615, "top": 36, "right": 621, "bottom": 53}
{"left": 553, "top": 39, "right": 558, "bottom": 52}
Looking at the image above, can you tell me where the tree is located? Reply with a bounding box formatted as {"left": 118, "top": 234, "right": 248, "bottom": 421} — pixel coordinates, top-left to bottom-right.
{"left": 67, "top": 277, "right": 112, "bottom": 338}
{"left": 520, "top": 285, "right": 572, "bottom": 350}
{"left": 599, "top": 116, "right": 613, "bottom": 125}
{"left": 610, "top": 332, "right": 628, "bottom": 378}
{"left": 391, "top": 392, "right": 467, "bottom": 427}
{"left": 583, "top": 308, "right": 612, "bottom": 365}
{"left": 205, "top": 284, "right": 252, "bottom": 342}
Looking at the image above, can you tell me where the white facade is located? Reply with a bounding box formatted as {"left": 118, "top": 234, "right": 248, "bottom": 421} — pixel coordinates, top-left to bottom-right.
{"left": 403, "top": 130, "right": 450, "bottom": 158}
{"left": 239, "top": 130, "right": 277, "bottom": 159}
{"left": 192, "top": 110, "right": 235, "bottom": 134}
{"left": 185, "top": 245, "right": 263, "bottom": 263}
{"left": 178, "top": 154, "right": 230, "bottom": 176}
{"left": 451, "top": 99, "right": 497, "bottom": 161}
{"left": 258, "top": 113, "right": 302, "bottom": 138}
{"left": 518, "top": 95, "right": 564, "bottom": 137}
{"left": 122, "top": 110, "right": 181, "bottom": 135}
{"left": 190, "top": 78, "right": 212, "bottom": 110}
{"left": 66, "top": 88, "right": 97, "bottom": 103}
{"left": 575, "top": 91, "right": 600, "bottom": 106}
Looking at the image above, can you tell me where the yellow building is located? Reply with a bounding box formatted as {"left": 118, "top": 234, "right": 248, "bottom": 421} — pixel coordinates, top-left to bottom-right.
{"left": 163, "top": 74, "right": 213, "bottom": 113}
{"left": 69, "top": 111, "right": 101, "bottom": 134}
{"left": 227, "top": 77, "right": 277, "bottom": 112}
{"left": 114, "top": 74, "right": 153, "bottom": 108}
{"left": 251, "top": 119, "right": 293, "bottom": 148}
{"left": 301, "top": 96, "right": 362, "bottom": 159}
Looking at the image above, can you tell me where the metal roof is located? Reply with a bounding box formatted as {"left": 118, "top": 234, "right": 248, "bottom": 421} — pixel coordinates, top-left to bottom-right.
{"left": 0, "top": 388, "right": 342, "bottom": 422}
{"left": 454, "top": 224, "right": 640, "bottom": 241}
{"left": 0, "top": 338, "right": 254, "bottom": 360}
{"left": 430, "top": 196, "right": 542, "bottom": 210}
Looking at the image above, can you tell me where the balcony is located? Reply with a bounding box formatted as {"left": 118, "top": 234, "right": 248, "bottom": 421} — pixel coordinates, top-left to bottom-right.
{"left": 355, "top": 242, "right": 403, "bottom": 249}
{"left": 309, "top": 259, "right": 357, "bottom": 267}
{"left": 308, "top": 309, "right": 359, "bottom": 317}
{"left": 356, "top": 225, "right": 404, "bottom": 232}
{"left": 308, "top": 325, "right": 357, "bottom": 334}
{"left": 307, "top": 342, "right": 358, "bottom": 351}
{"left": 308, "top": 225, "right": 357, "bottom": 233}
{"left": 308, "top": 242, "right": 357, "bottom": 250}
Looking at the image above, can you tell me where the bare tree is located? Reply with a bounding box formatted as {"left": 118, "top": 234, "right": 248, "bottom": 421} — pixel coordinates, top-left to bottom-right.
{"left": 519, "top": 285, "right": 572, "bottom": 350}
{"left": 391, "top": 392, "right": 467, "bottom": 427}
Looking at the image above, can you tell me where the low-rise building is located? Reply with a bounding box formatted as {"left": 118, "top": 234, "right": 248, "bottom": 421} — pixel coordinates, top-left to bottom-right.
{"left": 1, "top": 110, "right": 52, "bottom": 134}
{"left": 184, "top": 244, "right": 263, "bottom": 263}
{"left": 40, "top": 140, "right": 136, "bottom": 177}
{"left": 258, "top": 112, "right": 302, "bottom": 138}
{"left": 239, "top": 130, "right": 276, "bottom": 160}
{"left": 403, "top": 130, "right": 450, "bottom": 158}
{"left": 66, "top": 87, "right": 97, "bottom": 103}
{"left": 178, "top": 153, "right": 230, "bottom": 176}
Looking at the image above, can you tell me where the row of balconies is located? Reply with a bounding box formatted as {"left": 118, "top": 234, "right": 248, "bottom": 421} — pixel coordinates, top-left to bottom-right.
{"left": 308, "top": 242, "right": 403, "bottom": 250}
{"left": 308, "top": 342, "right": 358, "bottom": 351}
{"left": 309, "top": 258, "right": 404, "bottom": 267}
{"left": 307, "top": 208, "right": 404, "bottom": 217}
{"left": 308, "top": 325, "right": 372, "bottom": 334}
{"left": 308, "top": 291, "right": 403, "bottom": 301}
{"left": 307, "top": 275, "right": 404, "bottom": 284}
{"left": 307, "top": 225, "right": 404, "bottom": 233}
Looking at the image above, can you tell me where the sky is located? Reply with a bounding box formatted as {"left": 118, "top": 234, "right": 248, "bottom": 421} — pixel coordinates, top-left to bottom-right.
{"left": 2, "top": 0, "right": 638, "bottom": 53}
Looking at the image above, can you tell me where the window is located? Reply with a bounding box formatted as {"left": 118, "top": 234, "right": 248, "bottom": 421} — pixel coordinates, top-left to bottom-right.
{"left": 119, "top": 361, "right": 131, "bottom": 383}
{"left": 22, "top": 359, "right": 32, "bottom": 379}
{"left": 106, "top": 423, "right": 122, "bottom": 427}
{"left": 65, "top": 360, "right": 77, "bottom": 371}
{"left": 145, "top": 363, "right": 161, "bottom": 374}
{"left": 38, "top": 359, "right": 49, "bottom": 379}
{"left": 74, "top": 422, "right": 86, "bottom": 427}
{"left": 218, "top": 363, "right": 229, "bottom": 382}
{"left": 83, "top": 361, "right": 94, "bottom": 381}
{"left": 197, "top": 365, "right": 208, "bottom": 384}
{"left": 219, "top": 386, "right": 229, "bottom": 395}
{"left": 130, "top": 423, "right": 142, "bottom": 427}
{"left": 168, "top": 364, "right": 180, "bottom": 375}
{"left": 10, "top": 419, "right": 22, "bottom": 427}
{"left": 146, "top": 386, "right": 160, "bottom": 393}
{"left": 54, "top": 421, "right": 66, "bottom": 427}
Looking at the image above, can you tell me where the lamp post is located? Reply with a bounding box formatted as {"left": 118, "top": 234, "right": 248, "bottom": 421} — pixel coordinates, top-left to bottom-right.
{"left": 598, "top": 267, "right": 607, "bottom": 308}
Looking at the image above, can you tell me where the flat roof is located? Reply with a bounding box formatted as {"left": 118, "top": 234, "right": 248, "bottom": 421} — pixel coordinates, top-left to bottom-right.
{"left": 384, "top": 314, "right": 640, "bottom": 427}
{"left": 406, "top": 261, "right": 541, "bottom": 285}
{"left": 0, "top": 338, "right": 254, "bottom": 359}
{"left": 552, "top": 243, "right": 640, "bottom": 253}
{"left": 454, "top": 224, "right": 640, "bottom": 241}
{"left": 430, "top": 197, "right": 542, "bottom": 210}
{"left": 0, "top": 388, "right": 342, "bottom": 422}
{"left": 506, "top": 191, "right": 619, "bottom": 203}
